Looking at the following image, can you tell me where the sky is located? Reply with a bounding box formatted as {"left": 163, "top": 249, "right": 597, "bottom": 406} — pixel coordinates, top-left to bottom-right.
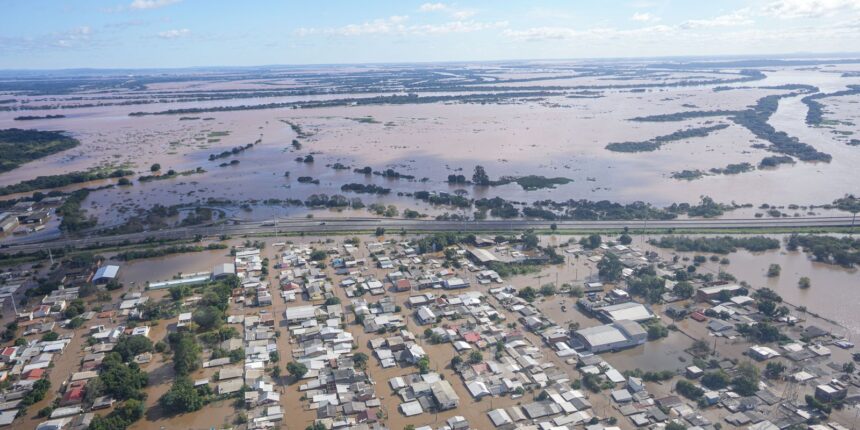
{"left": 1, "top": 0, "right": 860, "bottom": 69}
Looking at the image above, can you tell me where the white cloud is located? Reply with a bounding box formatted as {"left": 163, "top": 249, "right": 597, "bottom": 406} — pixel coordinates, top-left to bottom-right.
{"left": 411, "top": 20, "right": 507, "bottom": 35}
{"left": 157, "top": 28, "right": 191, "bottom": 39}
{"left": 419, "top": 2, "right": 448, "bottom": 12}
{"left": 130, "top": 0, "right": 181, "bottom": 10}
{"left": 631, "top": 12, "right": 660, "bottom": 22}
{"left": 53, "top": 26, "right": 93, "bottom": 48}
{"left": 680, "top": 10, "right": 754, "bottom": 28}
{"left": 419, "top": 2, "right": 476, "bottom": 20}
{"left": 503, "top": 24, "right": 673, "bottom": 42}
{"left": 763, "top": 0, "right": 860, "bottom": 19}
{"left": 297, "top": 16, "right": 505, "bottom": 37}
{"left": 452, "top": 10, "right": 476, "bottom": 20}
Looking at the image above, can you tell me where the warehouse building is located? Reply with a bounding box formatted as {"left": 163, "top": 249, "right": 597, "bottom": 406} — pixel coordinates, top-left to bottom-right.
{"left": 574, "top": 320, "right": 647, "bottom": 353}
{"left": 597, "top": 301, "right": 655, "bottom": 323}
{"left": 92, "top": 265, "right": 119, "bottom": 285}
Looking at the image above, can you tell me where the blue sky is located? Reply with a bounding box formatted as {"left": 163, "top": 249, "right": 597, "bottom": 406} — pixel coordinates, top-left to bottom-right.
{"left": 1, "top": 0, "right": 860, "bottom": 69}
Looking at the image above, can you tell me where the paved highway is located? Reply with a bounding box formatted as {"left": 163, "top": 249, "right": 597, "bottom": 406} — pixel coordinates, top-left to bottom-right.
{"left": 0, "top": 215, "right": 856, "bottom": 255}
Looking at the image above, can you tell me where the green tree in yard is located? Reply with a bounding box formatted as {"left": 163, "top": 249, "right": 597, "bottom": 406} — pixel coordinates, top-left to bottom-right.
{"left": 159, "top": 377, "right": 203, "bottom": 414}
{"left": 675, "top": 380, "right": 703, "bottom": 400}
{"left": 97, "top": 353, "right": 148, "bottom": 400}
{"left": 666, "top": 422, "right": 687, "bottom": 430}
{"left": 451, "top": 355, "right": 463, "bottom": 368}
{"left": 798, "top": 277, "right": 811, "bottom": 289}
{"left": 580, "top": 234, "right": 602, "bottom": 249}
{"left": 674, "top": 281, "right": 694, "bottom": 299}
{"left": 539, "top": 284, "right": 557, "bottom": 296}
{"left": 287, "top": 361, "right": 308, "bottom": 379}
{"left": 647, "top": 323, "right": 668, "bottom": 340}
{"left": 469, "top": 350, "right": 483, "bottom": 364}
{"left": 619, "top": 233, "right": 633, "bottom": 245}
{"left": 353, "top": 352, "right": 368, "bottom": 369}
{"left": 582, "top": 373, "right": 603, "bottom": 392}
{"left": 114, "top": 335, "right": 154, "bottom": 362}
{"left": 732, "top": 361, "right": 761, "bottom": 396}
{"left": 169, "top": 332, "right": 200, "bottom": 376}
{"left": 150, "top": 163, "right": 161, "bottom": 172}
{"left": 417, "top": 356, "right": 430, "bottom": 374}
{"left": 765, "top": 361, "right": 786, "bottom": 379}
{"left": 518, "top": 286, "right": 537, "bottom": 302}
{"left": 597, "top": 253, "right": 623, "bottom": 282}
{"left": 192, "top": 306, "right": 224, "bottom": 331}
{"left": 701, "top": 371, "right": 730, "bottom": 389}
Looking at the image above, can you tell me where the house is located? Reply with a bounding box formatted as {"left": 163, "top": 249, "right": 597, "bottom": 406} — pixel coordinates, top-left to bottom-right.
{"left": 488, "top": 408, "right": 513, "bottom": 427}
{"left": 130, "top": 326, "right": 151, "bottom": 338}
{"left": 22, "top": 211, "right": 50, "bottom": 225}
{"left": 431, "top": 380, "right": 460, "bottom": 410}
{"left": 749, "top": 345, "right": 780, "bottom": 361}
{"left": 416, "top": 306, "right": 437, "bottom": 325}
{"left": 443, "top": 278, "right": 469, "bottom": 290}
{"left": 394, "top": 279, "right": 412, "bottom": 292}
{"left": 92, "top": 265, "right": 119, "bottom": 285}
{"left": 0, "top": 213, "right": 18, "bottom": 232}
{"left": 61, "top": 382, "right": 86, "bottom": 405}
{"left": 178, "top": 312, "right": 192, "bottom": 327}
{"left": 815, "top": 382, "right": 847, "bottom": 402}
{"left": 284, "top": 305, "right": 317, "bottom": 323}
{"left": 696, "top": 284, "right": 742, "bottom": 301}
{"left": 0, "top": 347, "right": 18, "bottom": 363}
{"left": 467, "top": 248, "right": 499, "bottom": 264}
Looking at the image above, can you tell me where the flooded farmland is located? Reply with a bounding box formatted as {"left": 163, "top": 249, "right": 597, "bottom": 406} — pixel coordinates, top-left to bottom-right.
{"left": 2, "top": 60, "right": 860, "bottom": 430}
{"left": 2, "top": 62, "right": 860, "bottom": 241}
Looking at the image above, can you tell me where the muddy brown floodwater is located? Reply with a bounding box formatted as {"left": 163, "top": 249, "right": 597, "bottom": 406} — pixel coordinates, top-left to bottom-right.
{"left": 2, "top": 64, "right": 859, "bottom": 244}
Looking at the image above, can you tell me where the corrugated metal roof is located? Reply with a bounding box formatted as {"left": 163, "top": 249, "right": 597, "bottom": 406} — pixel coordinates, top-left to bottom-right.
{"left": 93, "top": 265, "right": 119, "bottom": 280}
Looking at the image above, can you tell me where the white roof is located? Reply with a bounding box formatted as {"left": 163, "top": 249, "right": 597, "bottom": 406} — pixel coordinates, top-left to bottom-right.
{"left": 93, "top": 265, "right": 119, "bottom": 280}
{"left": 577, "top": 324, "right": 628, "bottom": 346}
{"left": 600, "top": 302, "right": 654, "bottom": 322}
{"left": 400, "top": 400, "right": 423, "bottom": 416}
{"left": 284, "top": 305, "right": 316, "bottom": 321}
{"left": 488, "top": 408, "right": 513, "bottom": 426}
{"left": 213, "top": 263, "right": 236, "bottom": 276}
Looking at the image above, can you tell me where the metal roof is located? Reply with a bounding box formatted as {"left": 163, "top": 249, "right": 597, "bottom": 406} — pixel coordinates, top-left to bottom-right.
{"left": 576, "top": 324, "right": 628, "bottom": 347}
{"left": 600, "top": 302, "right": 654, "bottom": 322}
{"left": 93, "top": 265, "right": 119, "bottom": 281}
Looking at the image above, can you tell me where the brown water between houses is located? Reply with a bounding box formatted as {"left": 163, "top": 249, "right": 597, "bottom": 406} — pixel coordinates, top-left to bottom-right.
{"left": 7, "top": 228, "right": 857, "bottom": 429}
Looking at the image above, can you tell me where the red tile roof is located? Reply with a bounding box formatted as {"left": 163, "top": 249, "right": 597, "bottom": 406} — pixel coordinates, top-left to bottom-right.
{"left": 24, "top": 368, "right": 44, "bottom": 379}
{"left": 462, "top": 332, "right": 481, "bottom": 343}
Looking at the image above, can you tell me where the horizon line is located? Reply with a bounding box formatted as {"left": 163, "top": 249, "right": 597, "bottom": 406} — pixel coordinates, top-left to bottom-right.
{"left": 3, "top": 50, "right": 860, "bottom": 74}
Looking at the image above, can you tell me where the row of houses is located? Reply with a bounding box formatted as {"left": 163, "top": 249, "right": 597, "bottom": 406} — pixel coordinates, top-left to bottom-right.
{"left": 284, "top": 301, "right": 386, "bottom": 429}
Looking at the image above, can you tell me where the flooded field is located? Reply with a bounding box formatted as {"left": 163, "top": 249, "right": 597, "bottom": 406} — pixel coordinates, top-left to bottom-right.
{"left": 2, "top": 61, "right": 860, "bottom": 242}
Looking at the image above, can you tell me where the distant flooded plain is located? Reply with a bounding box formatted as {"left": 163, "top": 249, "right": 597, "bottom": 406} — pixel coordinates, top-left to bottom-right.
{"left": 2, "top": 63, "right": 860, "bottom": 236}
